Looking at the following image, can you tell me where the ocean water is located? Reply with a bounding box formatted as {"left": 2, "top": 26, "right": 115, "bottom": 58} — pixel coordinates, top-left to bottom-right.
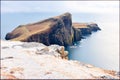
{"left": 1, "top": 12, "right": 119, "bottom": 71}
{"left": 67, "top": 13, "right": 119, "bottom": 71}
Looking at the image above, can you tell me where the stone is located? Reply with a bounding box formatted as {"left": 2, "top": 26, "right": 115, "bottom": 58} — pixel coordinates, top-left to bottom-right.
{"left": 1, "top": 40, "right": 118, "bottom": 79}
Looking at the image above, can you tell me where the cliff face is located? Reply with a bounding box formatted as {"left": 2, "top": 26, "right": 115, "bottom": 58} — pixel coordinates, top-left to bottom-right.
{"left": 73, "top": 23, "right": 101, "bottom": 36}
{"left": 72, "top": 27, "right": 82, "bottom": 42}
{"left": 5, "top": 13, "right": 74, "bottom": 46}
{"left": 1, "top": 40, "right": 119, "bottom": 79}
{"left": 5, "top": 13, "right": 100, "bottom": 46}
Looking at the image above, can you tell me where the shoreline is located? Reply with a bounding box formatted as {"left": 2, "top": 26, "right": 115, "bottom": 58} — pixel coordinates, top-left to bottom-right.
{"left": 1, "top": 13, "right": 119, "bottom": 79}
{"left": 1, "top": 40, "right": 119, "bottom": 79}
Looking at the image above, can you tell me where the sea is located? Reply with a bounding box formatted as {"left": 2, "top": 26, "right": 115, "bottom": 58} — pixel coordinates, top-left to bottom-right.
{"left": 1, "top": 12, "right": 119, "bottom": 71}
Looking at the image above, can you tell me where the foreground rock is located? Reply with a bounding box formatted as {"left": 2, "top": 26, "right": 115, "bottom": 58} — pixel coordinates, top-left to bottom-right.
{"left": 5, "top": 12, "right": 100, "bottom": 46}
{"left": 1, "top": 40, "right": 119, "bottom": 79}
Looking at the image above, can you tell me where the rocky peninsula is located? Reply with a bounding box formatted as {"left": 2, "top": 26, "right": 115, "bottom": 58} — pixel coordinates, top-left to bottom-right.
{"left": 5, "top": 12, "right": 100, "bottom": 46}
{"left": 1, "top": 13, "right": 119, "bottom": 79}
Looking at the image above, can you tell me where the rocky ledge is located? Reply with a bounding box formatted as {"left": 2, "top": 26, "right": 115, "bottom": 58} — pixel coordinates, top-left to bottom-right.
{"left": 5, "top": 12, "right": 100, "bottom": 46}
{"left": 1, "top": 40, "right": 119, "bottom": 79}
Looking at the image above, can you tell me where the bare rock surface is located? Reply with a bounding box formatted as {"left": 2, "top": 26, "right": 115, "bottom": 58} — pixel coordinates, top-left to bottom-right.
{"left": 1, "top": 40, "right": 119, "bottom": 79}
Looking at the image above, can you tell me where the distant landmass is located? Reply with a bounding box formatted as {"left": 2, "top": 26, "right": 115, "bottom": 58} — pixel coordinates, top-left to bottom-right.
{"left": 5, "top": 12, "right": 100, "bottom": 46}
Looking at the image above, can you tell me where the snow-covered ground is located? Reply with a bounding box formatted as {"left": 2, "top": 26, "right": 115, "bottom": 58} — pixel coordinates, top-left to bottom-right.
{"left": 0, "top": 40, "right": 119, "bottom": 79}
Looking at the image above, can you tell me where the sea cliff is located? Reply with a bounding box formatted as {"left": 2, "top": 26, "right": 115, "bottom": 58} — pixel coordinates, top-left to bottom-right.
{"left": 1, "top": 13, "right": 117, "bottom": 79}
{"left": 5, "top": 12, "right": 100, "bottom": 46}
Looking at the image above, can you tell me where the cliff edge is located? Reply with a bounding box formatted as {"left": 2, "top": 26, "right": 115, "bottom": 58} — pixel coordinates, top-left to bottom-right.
{"left": 5, "top": 12, "right": 100, "bottom": 46}
{"left": 1, "top": 40, "right": 119, "bottom": 79}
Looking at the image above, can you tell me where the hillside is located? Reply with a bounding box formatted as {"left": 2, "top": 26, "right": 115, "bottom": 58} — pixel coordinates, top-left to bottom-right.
{"left": 5, "top": 13, "right": 100, "bottom": 46}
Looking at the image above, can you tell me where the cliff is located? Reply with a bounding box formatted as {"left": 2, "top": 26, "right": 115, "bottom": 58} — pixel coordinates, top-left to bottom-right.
{"left": 5, "top": 12, "right": 100, "bottom": 46}
{"left": 5, "top": 13, "right": 74, "bottom": 46}
{"left": 1, "top": 40, "right": 119, "bottom": 79}
{"left": 73, "top": 23, "right": 101, "bottom": 35}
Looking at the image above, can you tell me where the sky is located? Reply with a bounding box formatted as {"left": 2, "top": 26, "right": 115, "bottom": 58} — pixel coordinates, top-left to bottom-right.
{"left": 1, "top": 1, "right": 119, "bottom": 14}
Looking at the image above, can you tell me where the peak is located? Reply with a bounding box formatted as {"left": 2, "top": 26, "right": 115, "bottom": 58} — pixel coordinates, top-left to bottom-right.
{"left": 60, "top": 12, "right": 71, "bottom": 16}
{"left": 63, "top": 12, "right": 71, "bottom": 15}
{"left": 54, "top": 12, "right": 72, "bottom": 20}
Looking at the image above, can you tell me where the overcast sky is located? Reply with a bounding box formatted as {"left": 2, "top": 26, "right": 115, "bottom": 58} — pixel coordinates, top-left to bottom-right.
{"left": 1, "top": 1, "right": 119, "bottom": 14}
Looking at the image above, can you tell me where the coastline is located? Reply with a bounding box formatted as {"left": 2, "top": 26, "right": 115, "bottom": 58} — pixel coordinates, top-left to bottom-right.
{"left": 1, "top": 40, "right": 119, "bottom": 79}
{"left": 1, "top": 13, "right": 119, "bottom": 79}
{"left": 5, "top": 13, "right": 100, "bottom": 47}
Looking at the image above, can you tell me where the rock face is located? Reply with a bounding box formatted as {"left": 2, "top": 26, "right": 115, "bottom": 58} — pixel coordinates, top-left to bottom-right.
{"left": 5, "top": 13, "right": 74, "bottom": 46}
{"left": 72, "top": 27, "right": 82, "bottom": 42}
{"left": 5, "top": 12, "right": 100, "bottom": 46}
{"left": 73, "top": 23, "right": 101, "bottom": 36}
{"left": 1, "top": 40, "right": 119, "bottom": 79}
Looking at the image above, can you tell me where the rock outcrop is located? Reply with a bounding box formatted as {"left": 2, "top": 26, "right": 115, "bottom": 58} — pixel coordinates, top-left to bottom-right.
{"left": 5, "top": 12, "right": 100, "bottom": 46}
{"left": 5, "top": 13, "right": 74, "bottom": 46}
{"left": 1, "top": 40, "right": 119, "bottom": 79}
{"left": 73, "top": 23, "right": 101, "bottom": 36}
{"left": 1, "top": 40, "right": 68, "bottom": 59}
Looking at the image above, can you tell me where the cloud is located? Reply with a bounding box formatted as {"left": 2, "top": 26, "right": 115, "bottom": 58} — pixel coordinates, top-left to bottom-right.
{"left": 62, "top": 1, "right": 119, "bottom": 14}
{"left": 1, "top": 1, "right": 119, "bottom": 14}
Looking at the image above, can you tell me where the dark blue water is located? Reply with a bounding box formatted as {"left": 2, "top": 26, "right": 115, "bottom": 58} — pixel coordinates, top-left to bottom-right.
{"left": 1, "top": 12, "right": 119, "bottom": 71}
